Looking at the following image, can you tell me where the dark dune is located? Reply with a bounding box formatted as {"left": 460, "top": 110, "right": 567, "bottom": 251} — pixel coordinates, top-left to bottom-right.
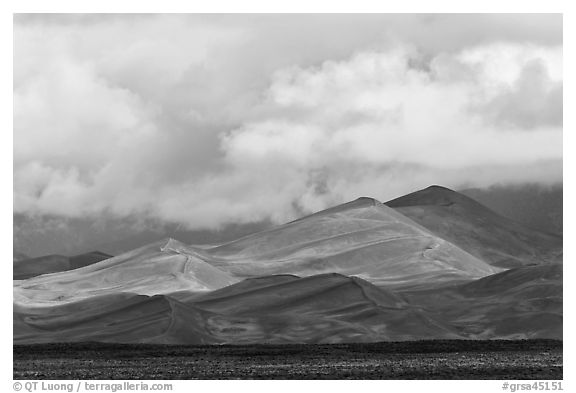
{"left": 402, "top": 264, "right": 562, "bottom": 340}
{"left": 14, "top": 292, "right": 222, "bottom": 345}
{"left": 173, "top": 274, "right": 302, "bottom": 303}
{"left": 461, "top": 184, "right": 562, "bottom": 235}
{"left": 458, "top": 263, "right": 562, "bottom": 297}
{"left": 385, "top": 186, "right": 562, "bottom": 267}
{"left": 14, "top": 293, "right": 173, "bottom": 344}
{"left": 14, "top": 255, "right": 69, "bottom": 280}
{"left": 13, "top": 251, "right": 113, "bottom": 280}
{"left": 69, "top": 251, "right": 113, "bottom": 269}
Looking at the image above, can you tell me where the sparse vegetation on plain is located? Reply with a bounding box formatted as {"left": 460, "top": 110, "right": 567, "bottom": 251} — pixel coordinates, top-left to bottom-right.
{"left": 14, "top": 340, "right": 562, "bottom": 380}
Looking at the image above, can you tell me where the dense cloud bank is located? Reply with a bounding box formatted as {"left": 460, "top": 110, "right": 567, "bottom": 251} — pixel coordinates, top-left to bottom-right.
{"left": 14, "top": 14, "right": 562, "bottom": 229}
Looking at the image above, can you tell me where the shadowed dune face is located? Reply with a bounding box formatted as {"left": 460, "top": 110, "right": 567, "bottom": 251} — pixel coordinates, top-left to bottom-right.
{"left": 183, "top": 274, "right": 461, "bottom": 344}
{"left": 14, "top": 268, "right": 561, "bottom": 344}
{"left": 402, "top": 264, "right": 562, "bottom": 340}
{"left": 461, "top": 185, "right": 563, "bottom": 235}
{"left": 14, "top": 292, "right": 221, "bottom": 345}
{"left": 458, "top": 264, "right": 562, "bottom": 297}
{"left": 14, "top": 293, "right": 175, "bottom": 344}
{"left": 385, "top": 186, "right": 563, "bottom": 268}
{"left": 13, "top": 251, "right": 112, "bottom": 280}
{"left": 14, "top": 255, "right": 69, "bottom": 281}
{"left": 14, "top": 274, "right": 461, "bottom": 344}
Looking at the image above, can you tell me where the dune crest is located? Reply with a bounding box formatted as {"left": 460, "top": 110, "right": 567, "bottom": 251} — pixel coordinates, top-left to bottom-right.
{"left": 386, "top": 186, "right": 563, "bottom": 267}
{"left": 202, "top": 196, "right": 500, "bottom": 286}
{"left": 14, "top": 239, "right": 238, "bottom": 307}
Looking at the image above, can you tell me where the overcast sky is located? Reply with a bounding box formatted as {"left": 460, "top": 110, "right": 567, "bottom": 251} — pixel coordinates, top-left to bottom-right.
{"left": 13, "top": 14, "right": 563, "bottom": 229}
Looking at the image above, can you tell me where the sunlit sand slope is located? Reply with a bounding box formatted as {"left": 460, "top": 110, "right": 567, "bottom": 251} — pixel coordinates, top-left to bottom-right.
{"left": 14, "top": 239, "right": 238, "bottom": 306}
{"left": 200, "top": 197, "right": 500, "bottom": 286}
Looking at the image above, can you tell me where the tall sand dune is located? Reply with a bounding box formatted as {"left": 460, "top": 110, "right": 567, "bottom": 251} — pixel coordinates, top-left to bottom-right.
{"left": 201, "top": 197, "right": 501, "bottom": 287}
{"left": 386, "top": 186, "right": 562, "bottom": 267}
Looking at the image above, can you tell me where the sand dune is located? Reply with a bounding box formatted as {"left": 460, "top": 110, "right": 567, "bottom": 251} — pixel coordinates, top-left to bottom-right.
{"left": 13, "top": 251, "right": 112, "bottom": 280}
{"left": 14, "top": 273, "right": 460, "bottom": 344}
{"left": 12, "top": 188, "right": 562, "bottom": 344}
{"left": 403, "top": 264, "right": 562, "bottom": 339}
{"left": 459, "top": 263, "right": 562, "bottom": 297}
{"left": 461, "top": 184, "right": 562, "bottom": 235}
{"left": 15, "top": 197, "right": 501, "bottom": 309}
{"left": 14, "top": 239, "right": 238, "bottom": 306}
{"left": 14, "top": 293, "right": 173, "bottom": 344}
{"left": 200, "top": 197, "right": 501, "bottom": 287}
{"left": 386, "top": 186, "right": 562, "bottom": 267}
{"left": 14, "top": 267, "right": 561, "bottom": 344}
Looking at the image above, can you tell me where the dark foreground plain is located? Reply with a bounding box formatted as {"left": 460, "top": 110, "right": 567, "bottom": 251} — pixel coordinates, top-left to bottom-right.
{"left": 14, "top": 340, "right": 562, "bottom": 380}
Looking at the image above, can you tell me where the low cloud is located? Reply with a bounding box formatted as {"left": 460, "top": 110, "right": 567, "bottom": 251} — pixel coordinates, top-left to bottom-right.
{"left": 14, "top": 14, "right": 563, "bottom": 229}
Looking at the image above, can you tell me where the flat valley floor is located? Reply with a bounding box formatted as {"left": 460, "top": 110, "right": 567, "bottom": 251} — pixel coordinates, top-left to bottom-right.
{"left": 13, "top": 340, "right": 562, "bottom": 380}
